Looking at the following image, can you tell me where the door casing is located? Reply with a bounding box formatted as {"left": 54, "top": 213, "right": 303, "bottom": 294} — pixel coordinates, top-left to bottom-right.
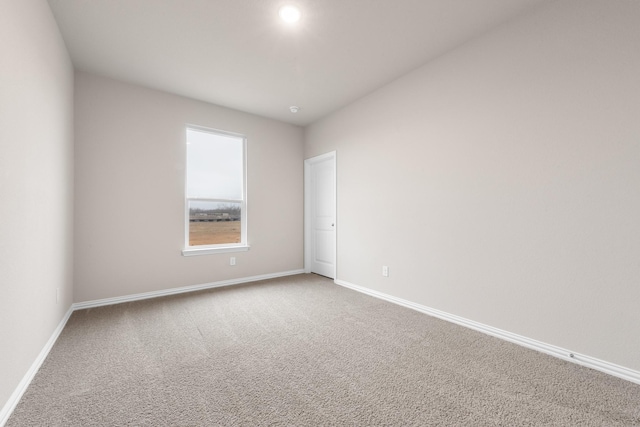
{"left": 304, "top": 151, "right": 337, "bottom": 279}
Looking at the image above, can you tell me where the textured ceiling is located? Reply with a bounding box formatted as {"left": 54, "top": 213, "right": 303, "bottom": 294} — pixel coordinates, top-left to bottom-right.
{"left": 48, "top": 0, "right": 548, "bottom": 126}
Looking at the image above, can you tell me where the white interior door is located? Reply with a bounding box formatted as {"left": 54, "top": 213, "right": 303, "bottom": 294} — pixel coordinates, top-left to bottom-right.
{"left": 305, "top": 152, "right": 336, "bottom": 279}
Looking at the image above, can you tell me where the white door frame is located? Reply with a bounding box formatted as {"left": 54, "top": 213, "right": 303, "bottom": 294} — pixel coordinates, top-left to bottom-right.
{"left": 304, "top": 151, "right": 337, "bottom": 279}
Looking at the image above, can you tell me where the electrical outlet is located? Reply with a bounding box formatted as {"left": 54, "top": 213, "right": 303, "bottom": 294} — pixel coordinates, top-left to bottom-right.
{"left": 382, "top": 266, "right": 389, "bottom": 277}
{"left": 230, "top": 257, "right": 236, "bottom": 266}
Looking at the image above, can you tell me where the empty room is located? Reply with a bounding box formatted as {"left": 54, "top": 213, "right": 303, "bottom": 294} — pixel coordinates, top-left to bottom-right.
{"left": 2, "top": 0, "right": 640, "bottom": 425}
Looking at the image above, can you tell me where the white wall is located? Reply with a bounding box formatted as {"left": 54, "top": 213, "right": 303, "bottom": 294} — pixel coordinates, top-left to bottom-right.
{"left": 0, "top": 0, "right": 74, "bottom": 412}
{"left": 305, "top": 0, "right": 640, "bottom": 372}
{"left": 74, "top": 72, "right": 304, "bottom": 302}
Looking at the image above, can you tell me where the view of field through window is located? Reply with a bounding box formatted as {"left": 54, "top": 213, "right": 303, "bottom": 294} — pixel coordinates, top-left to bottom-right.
{"left": 186, "top": 127, "right": 246, "bottom": 248}
{"left": 188, "top": 202, "right": 241, "bottom": 245}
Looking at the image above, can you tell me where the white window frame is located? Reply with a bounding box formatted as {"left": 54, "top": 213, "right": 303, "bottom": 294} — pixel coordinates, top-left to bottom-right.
{"left": 182, "top": 125, "right": 249, "bottom": 257}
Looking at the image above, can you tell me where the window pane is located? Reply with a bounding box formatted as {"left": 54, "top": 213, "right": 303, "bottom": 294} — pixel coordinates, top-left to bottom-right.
{"left": 188, "top": 200, "right": 242, "bottom": 246}
{"left": 186, "top": 129, "right": 243, "bottom": 200}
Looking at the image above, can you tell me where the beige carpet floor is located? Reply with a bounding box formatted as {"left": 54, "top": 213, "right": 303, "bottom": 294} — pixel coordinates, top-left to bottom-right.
{"left": 7, "top": 274, "right": 640, "bottom": 426}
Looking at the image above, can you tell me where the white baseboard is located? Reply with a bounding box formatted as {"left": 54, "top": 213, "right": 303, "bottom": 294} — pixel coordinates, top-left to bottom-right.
{"left": 1, "top": 269, "right": 305, "bottom": 426}
{"left": 0, "top": 306, "right": 74, "bottom": 427}
{"left": 335, "top": 278, "right": 640, "bottom": 386}
{"left": 73, "top": 269, "right": 306, "bottom": 310}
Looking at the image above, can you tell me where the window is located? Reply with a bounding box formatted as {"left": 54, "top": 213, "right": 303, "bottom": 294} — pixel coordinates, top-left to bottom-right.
{"left": 182, "top": 126, "right": 248, "bottom": 256}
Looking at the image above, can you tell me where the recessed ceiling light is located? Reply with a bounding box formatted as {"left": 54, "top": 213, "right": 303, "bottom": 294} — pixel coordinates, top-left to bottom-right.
{"left": 289, "top": 106, "right": 300, "bottom": 113}
{"left": 279, "top": 5, "right": 301, "bottom": 24}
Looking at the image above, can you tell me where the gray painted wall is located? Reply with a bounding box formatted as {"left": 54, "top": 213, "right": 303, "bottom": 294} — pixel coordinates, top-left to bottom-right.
{"left": 305, "top": 0, "right": 640, "bottom": 371}
{"left": 0, "top": 0, "right": 75, "bottom": 410}
{"left": 74, "top": 72, "right": 304, "bottom": 303}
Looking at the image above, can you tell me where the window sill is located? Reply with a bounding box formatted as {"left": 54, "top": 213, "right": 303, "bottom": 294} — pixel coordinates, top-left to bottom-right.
{"left": 182, "top": 245, "right": 250, "bottom": 257}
